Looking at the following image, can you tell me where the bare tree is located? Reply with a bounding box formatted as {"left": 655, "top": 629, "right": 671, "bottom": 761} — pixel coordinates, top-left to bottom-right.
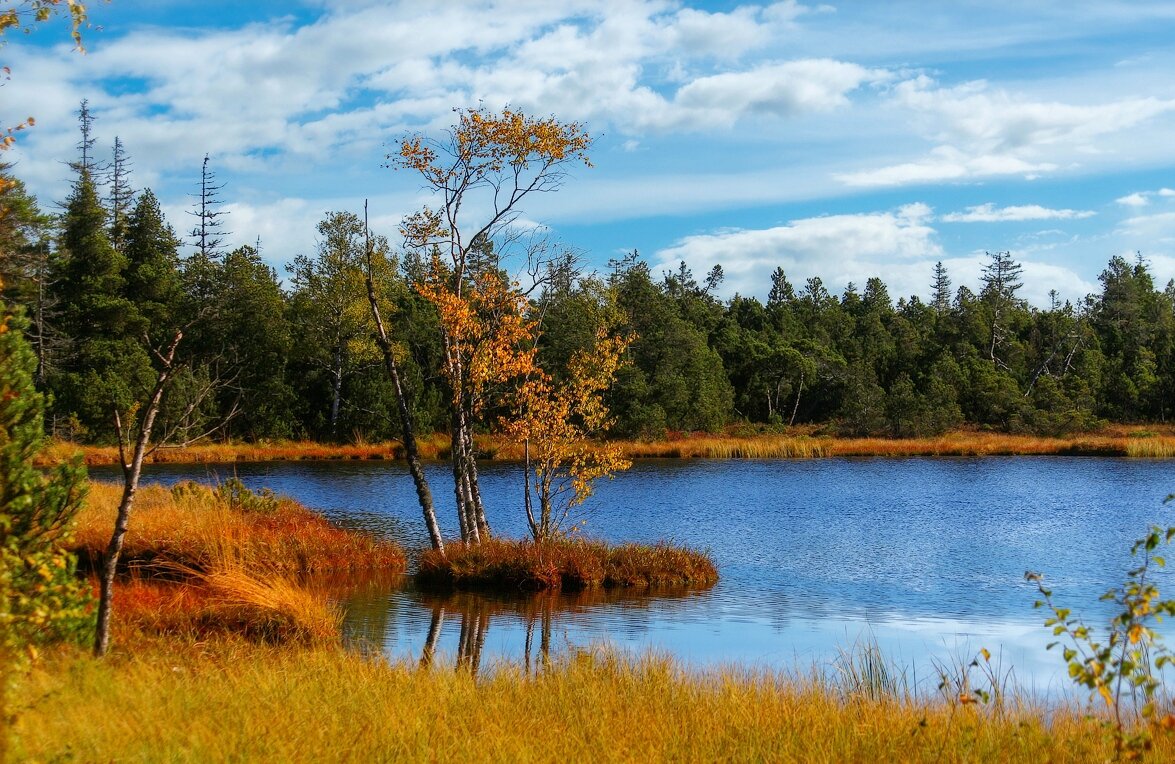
{"left": 93, "top": 330, "right": 236, "bottom": 656}
{"left": 187, "top": 154, "right": 230, "bottom": 260}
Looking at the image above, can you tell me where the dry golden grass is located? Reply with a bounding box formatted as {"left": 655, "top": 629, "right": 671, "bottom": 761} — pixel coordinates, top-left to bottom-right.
{"left": 418, "top": 538, "right": 719, "bottom": 591}
{"left": 71, "top": 481, "right": 396, "bottom": 644}
{"left": 11, "top": 641, "right": 1173, "bottom": 763}
{"left": 613, "top": 429, "right": 1175, "bottom": 459}
{"left": 72, "top": 481, "right": 406, "bottom": 577}
{"left": 42, "top": 425, "right": 1175, "bottom": 467}
{"left": 100, "top": 570, "right": 342, "bottom": 645}
{"left": 39, "top": 434, "right": 455, "bottom": 467}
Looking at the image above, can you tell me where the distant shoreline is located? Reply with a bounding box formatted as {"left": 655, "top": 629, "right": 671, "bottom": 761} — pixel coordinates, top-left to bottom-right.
{"left": 39, "top": 424, "right": 1175, "bottom": 466}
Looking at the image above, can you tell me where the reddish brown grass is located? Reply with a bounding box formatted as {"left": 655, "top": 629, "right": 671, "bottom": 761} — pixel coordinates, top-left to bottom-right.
{"left": 72, "top": 482, "right": 406, "bottom": 578}
{"left": 417, "top": 538, "right": 718, "bottom": 592}
{"left": 100, "top": 573, "right": 341, "bottom": 645}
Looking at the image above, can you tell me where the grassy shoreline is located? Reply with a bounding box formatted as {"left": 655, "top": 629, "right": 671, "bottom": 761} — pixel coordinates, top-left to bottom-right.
{"left": 40, "top": 424, "right": 1175, "bottom": 467}
{"left": 12, "top": 640, "right": 1174, "bottom": 762}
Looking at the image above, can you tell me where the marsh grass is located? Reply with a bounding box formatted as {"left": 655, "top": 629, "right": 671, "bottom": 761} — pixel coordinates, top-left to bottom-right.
{"left": 44, "top": 426, "right": 1175, "bottom": 468}
{"left": 70, "top": 482, "right": 397, "bottom": 644}
{"left": 1126, "top": 438, "right": 1175, "bottom": 458}
{"left": 417, "top": 538, "right": 718, "bottom": 592}
{"left": 12, "top": 641, "right": 1172, "bottom": 763}
{"left": 72, "top": 481, "right": 407, "bottom": 576}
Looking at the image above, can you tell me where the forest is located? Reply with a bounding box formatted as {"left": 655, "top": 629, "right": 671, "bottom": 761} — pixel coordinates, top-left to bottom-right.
{"left": 3, "top": 103, "right": 1175, "bottom": 449}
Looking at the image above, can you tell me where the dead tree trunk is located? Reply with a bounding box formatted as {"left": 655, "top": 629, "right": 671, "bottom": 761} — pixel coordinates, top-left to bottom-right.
{"left": 93, "top": 331, "right": 181, "bottom": 657}
{"left": 789, "top": 372, "right": 804, "bottom": 427}
{"left": 328, "top": 342, "right": 344, "bottom": 440}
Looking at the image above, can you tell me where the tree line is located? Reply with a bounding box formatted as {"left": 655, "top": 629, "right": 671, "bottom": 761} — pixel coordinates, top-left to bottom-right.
{"left": 2, "top": 108, "right": 1174, "bottom": 449}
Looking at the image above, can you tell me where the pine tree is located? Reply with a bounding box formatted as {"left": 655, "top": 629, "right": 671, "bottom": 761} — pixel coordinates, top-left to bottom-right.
{"left": 979, "top": 250, "right": 1025, "bottom": 369}
{"left": 767, "top": 267, "right": 795, "bottom": 308}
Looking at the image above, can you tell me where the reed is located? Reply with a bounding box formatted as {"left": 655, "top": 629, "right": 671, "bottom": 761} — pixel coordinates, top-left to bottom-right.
{"left": 417, "top": 538, "right": 718, "bottom": 592}
{"left": 11, "top": 643, "right": 1169, "bottom": 763}
{"left": 72, "top": 481, "right": 407, "bottom": 577}
{"left": 832, "top": 639, "right": 911, "bottom": 703}
{"left": 1126, "top": 437, "right": 1175, "bottom": 458}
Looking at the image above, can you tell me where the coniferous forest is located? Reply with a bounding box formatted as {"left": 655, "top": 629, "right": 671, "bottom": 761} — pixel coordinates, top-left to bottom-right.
{"left": 3, "top": 109, "right": 1174, "bottom": 446}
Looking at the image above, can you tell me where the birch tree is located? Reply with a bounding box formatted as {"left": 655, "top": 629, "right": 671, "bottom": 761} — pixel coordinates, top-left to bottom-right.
{"left": 504, "top": 328, "right": 631, "bottom": 542}
{"left": 388, "top": 106, "right": 591, "bottom": 543}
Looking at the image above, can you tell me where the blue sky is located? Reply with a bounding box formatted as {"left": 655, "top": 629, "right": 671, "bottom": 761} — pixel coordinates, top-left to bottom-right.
{"left": 5, "top": 0, "right": 1175, "bottom": 306}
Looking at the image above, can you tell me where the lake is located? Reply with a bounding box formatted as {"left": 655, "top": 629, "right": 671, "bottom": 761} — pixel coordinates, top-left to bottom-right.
{"left": 96, "top": 456, "right": 1175, "bottom": 695}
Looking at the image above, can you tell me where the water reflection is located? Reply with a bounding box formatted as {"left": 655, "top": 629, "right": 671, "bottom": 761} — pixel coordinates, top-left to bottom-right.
{"left": 345, "top": 585, "right": 702, "bottom": 676}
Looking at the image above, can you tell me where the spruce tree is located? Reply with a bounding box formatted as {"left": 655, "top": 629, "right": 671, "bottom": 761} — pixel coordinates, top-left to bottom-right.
{"left": 123, "top": 189, "right": 181, "bottom": 335}
{"left": 931, "top": 261, "right": 951, "bottom": 314}
{"left": 106, "top": 136, "right": 135, "bottom": 253}
{"left": 51, "top": 168, "right": 152, "bottom": 439}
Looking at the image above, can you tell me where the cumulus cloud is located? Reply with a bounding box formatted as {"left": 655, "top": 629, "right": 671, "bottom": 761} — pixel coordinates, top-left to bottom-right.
{"left": 652, "top": 204, "right": 943, "bottom": 301}
{"left": 1117, "top": 188, "right": 1175, "bottom": 207}
{"left": 941, "top": 203, "right": 1095, "bottom": 223}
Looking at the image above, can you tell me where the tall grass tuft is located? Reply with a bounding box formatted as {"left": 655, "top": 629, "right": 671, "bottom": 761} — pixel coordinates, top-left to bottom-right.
{"left": 833, "top": 638, "right": 910, "bottom": 703}
{"left": 194, "top": 565, "right": 342, "bottom": 644}
{"left": 417, "top": 538, "right": 718, "bottom": 591}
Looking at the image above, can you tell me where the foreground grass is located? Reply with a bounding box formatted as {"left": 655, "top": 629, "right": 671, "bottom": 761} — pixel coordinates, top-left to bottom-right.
{"left": 41, "top": 424, "right": 1175, "bottom": 467}
{"left": 11, "top": 639, "right": 1171, "bottom": 763}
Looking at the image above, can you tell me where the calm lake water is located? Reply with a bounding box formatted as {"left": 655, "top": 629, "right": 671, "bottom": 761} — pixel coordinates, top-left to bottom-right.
{"left": 97, "top": 456, "right": 1175, "bottom": 695}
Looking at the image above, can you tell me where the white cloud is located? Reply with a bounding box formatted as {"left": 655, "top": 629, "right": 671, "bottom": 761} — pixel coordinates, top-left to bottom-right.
{"left": 838, "top": 75, "right": 1175, "bottom": 188}
{"left": 1116, "top": 192, "right": 1150, "bottom": 207}
{"left": 1118, "top": 187, "right": 1175, "bottom": 207}
{"left": 663, "top": 59, "right": 886, "bottom": 129}
{"left": 941, "top": 203, "right": 1095, "bottom": 223}
{"left": 652, "top": 205, "right": 943, "bottom": 300}
{"left": 837, "top": 145, "right": 1055, "bottom": 187}
{"left": 1117, "top": 211, "right": 1175, "bottom": 243}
